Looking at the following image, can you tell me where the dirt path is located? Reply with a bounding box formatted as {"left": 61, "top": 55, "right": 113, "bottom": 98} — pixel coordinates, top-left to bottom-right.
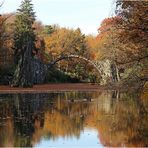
{"left": 0, "top": 83, "right": 106, "bottom": 94}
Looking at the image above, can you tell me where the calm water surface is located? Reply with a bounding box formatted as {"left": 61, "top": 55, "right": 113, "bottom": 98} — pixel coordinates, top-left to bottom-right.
{"left": 0, "top": 90, "right": 147, "bottom": 147}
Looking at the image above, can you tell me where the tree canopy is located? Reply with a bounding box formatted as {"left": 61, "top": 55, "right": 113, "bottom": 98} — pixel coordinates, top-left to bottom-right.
{"left": 0, "top": 0, "right": 147, "bottom": 87}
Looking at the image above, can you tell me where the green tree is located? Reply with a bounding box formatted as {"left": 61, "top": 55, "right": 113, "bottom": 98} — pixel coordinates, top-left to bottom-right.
{"left": 12, "top": 0, "right": 36, "bottom": 87}
{"left": 43, "top": 25, "right": 57, "bottom": 35}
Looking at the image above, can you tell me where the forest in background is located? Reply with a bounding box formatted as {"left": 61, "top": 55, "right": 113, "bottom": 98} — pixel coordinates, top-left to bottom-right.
{"left": 0, "top": 0, "right": 147, "bottom": 87}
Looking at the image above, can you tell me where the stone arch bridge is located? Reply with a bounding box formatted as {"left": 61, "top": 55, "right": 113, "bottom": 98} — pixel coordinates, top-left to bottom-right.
{"left": 32, "top": 55, "right": 120, "bottom": 85}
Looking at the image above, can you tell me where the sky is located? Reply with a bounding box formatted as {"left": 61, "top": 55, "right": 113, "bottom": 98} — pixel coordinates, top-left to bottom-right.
{"left": 1, "top": 0, "right": 115, "bottom": 35}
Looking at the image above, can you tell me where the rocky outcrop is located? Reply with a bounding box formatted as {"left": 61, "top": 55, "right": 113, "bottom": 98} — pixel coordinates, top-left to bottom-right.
{"left": 97, "top": 59, "right": 120, "bottom": 85}
{"left": 32, "top": 58, "right": 47, "bottom": 84}
{"left": 96, "top": 59, "right": 112, "bottom": 85}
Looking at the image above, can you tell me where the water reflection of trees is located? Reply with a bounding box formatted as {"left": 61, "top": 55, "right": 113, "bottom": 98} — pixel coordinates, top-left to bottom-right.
{"left": 0, "top": 90, "right": 147, "bottom": 147}
{"left": 89, "top": 91, "right": 148, "bottom": 147}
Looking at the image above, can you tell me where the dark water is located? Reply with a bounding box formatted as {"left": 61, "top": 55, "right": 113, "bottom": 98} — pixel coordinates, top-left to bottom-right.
{"left": 0, "top": 90, "right": 147, "bottom": 147}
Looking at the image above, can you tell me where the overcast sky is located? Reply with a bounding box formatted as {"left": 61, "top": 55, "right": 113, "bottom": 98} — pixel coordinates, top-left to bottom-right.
{"left": 1, "top": 0, "right": 115, "bottom": 35}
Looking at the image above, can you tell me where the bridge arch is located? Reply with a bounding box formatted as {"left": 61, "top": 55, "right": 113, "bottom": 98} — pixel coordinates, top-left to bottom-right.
{"left": 47, "top": 55, "right": 101, "bottom": 74}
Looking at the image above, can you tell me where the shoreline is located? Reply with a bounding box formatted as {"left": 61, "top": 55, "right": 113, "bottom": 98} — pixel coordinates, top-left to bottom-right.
{"left": 0, "top": 83, "right": 105, "bottom": 94}
{"left": 0, "top": 83, "right": 142, "bottom": 94}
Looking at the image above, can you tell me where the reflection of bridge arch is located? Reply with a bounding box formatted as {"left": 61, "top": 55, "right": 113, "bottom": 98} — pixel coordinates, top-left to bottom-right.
{"left": 47, "top": 55, "right": 101, "bottom": 74}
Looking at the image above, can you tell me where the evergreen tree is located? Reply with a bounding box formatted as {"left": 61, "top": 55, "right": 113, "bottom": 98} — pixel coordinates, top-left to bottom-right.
{"left": 12, "top": 0, "right": 36, "bottom": 87}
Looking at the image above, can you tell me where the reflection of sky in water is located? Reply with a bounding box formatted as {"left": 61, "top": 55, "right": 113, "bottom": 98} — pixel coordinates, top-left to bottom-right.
{"left": 34, "top": 128, "right": 103, "bottom": 148}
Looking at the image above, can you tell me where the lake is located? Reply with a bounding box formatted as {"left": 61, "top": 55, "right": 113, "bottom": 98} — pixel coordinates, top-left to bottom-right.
{"left": 0, "top": 90, "right": 147, "bottom": 147}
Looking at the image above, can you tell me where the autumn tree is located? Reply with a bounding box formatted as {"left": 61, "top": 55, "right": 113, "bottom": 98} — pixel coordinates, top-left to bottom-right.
{"left": 115, "top": 0, "right": 148, "bottom": 61}
{"left": 115, "top": 0, "right": 148, "bottom": 85}
{"left": 0, "top": 2, "right": 7, "bottom": 63}
{"left": 45, "top": 27, "right": 87, "bottom": 59}
{"left": 0, "top": 13, "right": 4, "bottom": 53}
{"left": 32, "top": 24, "right": 58, "bottom": 63}
{"left": 0, "top": 4, "right": 4, "bottom": 66}
{"left": 0, "top": 6, "right": 15, "bottom": 71}
{"left": 96, "top": 17, "right": 123, "bottom": 61}
{"left": 1, "top": 13, "right": 15, "bottom": 66}
{"left": 44, "top": 27, "right": 95, "bottom": 82}
{"left": 12, "top": 0, "right": 36, "bottom": 87}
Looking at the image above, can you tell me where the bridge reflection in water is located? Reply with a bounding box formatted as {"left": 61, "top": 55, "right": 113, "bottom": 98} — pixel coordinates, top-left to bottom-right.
{"left": 0, "top": 90, "right": 147, "bottom": 147}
